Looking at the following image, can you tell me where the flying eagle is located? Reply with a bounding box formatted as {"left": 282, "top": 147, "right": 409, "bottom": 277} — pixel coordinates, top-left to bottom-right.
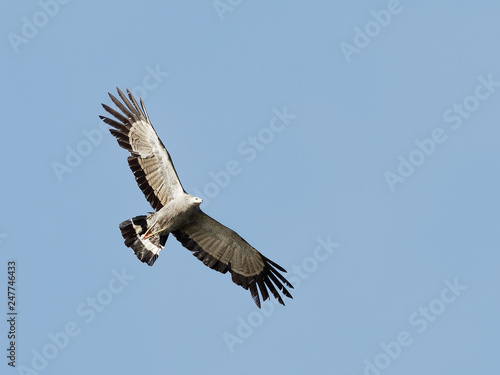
{"left": 100, "top": 88, "right": 293, "bottom": 308}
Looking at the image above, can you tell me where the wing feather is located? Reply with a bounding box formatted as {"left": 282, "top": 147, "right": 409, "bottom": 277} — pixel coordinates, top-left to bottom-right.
{"left": 110, "top": 89, "right": 134, "bottom": 118}
{"left": 101, "top": 88, "right": 185, "bottom": 210}
{"left": 115, "top": 87, "right": 137, "bottom": 115}
{"left": 172, "top": 210, "right": 293, "bottom": 308}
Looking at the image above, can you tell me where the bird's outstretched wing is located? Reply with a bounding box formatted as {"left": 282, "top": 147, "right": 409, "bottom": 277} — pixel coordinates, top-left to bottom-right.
{"left": 172, "top": 210, "right": 294, "bottom": 308}
{"left": 100, "top": 88, "right": 185, "bottom": 210}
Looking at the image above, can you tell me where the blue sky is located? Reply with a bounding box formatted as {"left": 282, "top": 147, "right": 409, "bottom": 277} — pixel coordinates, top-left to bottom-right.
{"left": 1, "top": 1, "right": 500, "bottom": 374}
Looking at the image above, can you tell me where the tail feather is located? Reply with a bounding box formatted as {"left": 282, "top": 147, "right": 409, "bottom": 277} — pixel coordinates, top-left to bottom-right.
{"left": 119, "top": 215, "right": 168, "bottom": 266}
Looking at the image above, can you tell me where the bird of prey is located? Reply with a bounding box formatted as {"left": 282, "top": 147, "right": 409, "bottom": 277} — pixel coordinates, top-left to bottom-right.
{"left": 100, "top": 88, "right": 293, "bottom": 308}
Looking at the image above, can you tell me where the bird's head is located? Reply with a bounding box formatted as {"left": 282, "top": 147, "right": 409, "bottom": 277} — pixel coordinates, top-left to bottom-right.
{"left": 191, "top": 195, "right": 203, "bottom": 206}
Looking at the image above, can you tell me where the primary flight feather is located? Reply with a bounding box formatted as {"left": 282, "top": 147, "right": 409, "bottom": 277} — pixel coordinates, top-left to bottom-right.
{"left": 100, "top": 88, "right": 293, "bottom": 308}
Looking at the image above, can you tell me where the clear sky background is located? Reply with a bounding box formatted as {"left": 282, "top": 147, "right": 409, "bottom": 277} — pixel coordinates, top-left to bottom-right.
{"left": 1, "top": 1, "right": 499, "bottom": 374}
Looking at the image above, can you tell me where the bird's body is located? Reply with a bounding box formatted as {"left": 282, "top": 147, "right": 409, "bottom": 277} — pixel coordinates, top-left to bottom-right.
{"left": 149, "top": 194, "right": 202, "bottom": 235}
{"left": 100, "top": 88, "right": 293, "bottom": 308}
{"left": 119, "top": 194, "right": 202, "bottom": 266}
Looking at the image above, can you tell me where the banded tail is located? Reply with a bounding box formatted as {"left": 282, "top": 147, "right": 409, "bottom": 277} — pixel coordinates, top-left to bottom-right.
{"left": 119, "top": 215, "right": 168, "bottom": 266}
